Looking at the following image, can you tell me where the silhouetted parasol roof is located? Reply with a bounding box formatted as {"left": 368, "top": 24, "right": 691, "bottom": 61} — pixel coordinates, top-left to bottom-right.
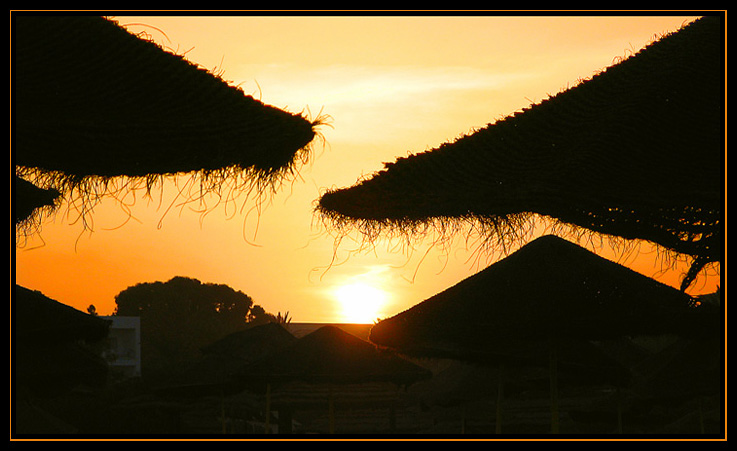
{"left": 318, "top": 16, "right": 723, "bottom": 290}
{"left": 633, "top": 333, "right": 722, "bottom": 402}
{"left": 14, "top": 176, "right": 60, "bottom": 224}
{"left": 236, "top": 325, "right": 432, "bottom": 388}
{"left": 13, "top": 15, "right": 317, "bottom": 185}
{"left": 369, "top": 235, "right": 717, "bottom": 363}
{"left": 15, "top": 285, "right": 111, "bottom": 345}
{"left": 14, "top": 285, "right": 111, "bottom": 397}
{"left": 155, "top": 323, "right": 298, "bottom": 397}
{"left": 201, "top": 322, "right": 298, "bottom": 360}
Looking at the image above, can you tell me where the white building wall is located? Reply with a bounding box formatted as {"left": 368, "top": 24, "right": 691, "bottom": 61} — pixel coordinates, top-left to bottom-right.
{"left": 102, "top": 316, "right": 141, "bottom": 378}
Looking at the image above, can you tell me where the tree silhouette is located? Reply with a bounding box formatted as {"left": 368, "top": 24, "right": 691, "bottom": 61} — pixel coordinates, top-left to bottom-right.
{"left": 113, "top": 276, "right": 268, "bottom": 378}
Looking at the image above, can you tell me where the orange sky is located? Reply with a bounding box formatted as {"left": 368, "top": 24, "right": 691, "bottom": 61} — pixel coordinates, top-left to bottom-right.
{"left": 14, "top": 14, "right": 720, "bottom": 323}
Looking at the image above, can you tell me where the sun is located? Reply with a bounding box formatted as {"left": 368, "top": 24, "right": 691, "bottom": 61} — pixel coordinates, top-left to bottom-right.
{"left": 332, "top": 282, "right": 388, "bottom": 324}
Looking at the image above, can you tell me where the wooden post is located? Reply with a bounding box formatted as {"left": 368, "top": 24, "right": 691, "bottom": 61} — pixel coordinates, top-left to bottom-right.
{"left": 496, "top": 364, "right": 504, "bottom": 434}
{"left": 264, "top": 383, "right": 271, "bottom": 434}
{"left": 221, "top": 389, "right": 227, "bottom": 434}
{"left": 389, "top": 385, "right": 400, "bottom": 433}
{"left": 461, "top": 404, "right": 466, "bottom": 434}
{"left": 328, "top": 384, "right": 335, "bottom": 434}
{"left": 549, "top": 339, "right": 560, "bottom": 434}
{"left": 616, "top": 386, "right": 623, "bottom": 434}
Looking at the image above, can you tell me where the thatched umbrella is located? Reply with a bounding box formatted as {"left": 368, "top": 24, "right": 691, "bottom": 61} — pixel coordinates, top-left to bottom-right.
{"left": 235, "top": 325, "right": 432, "bottom": 433}
{"left": 14, "top": 285, "right": 111, "bottom": 399}
{"left": 369, "top": 235, "right": 719, "bottom": 433}
{"left": 154, "top": 322, "right": 298, "bottom": 398}
{"left": 627, "top": 309, "right": 722, "bottom": 434}
{"left": 201, "top": 322, "right": 299, "bottom": 362}
{"left": 13, "top": 286, "right": 111, "bottom": 433}
{"left": 14, "top": 285, "right": 111, "bottom": 348}
{"left": 14, "top": 176, "right": 60, "bottom": 225}
{"left": 242, "top": 325, "right": 432, "bottom": 386}
{"left": 151, "top": 322, "right": 298, "bottom": 434}
{"left": 318, "top": 16, "right": 723, "bottom": 290}
{"left": 370, "top": 236, "right": 714, "bottom": 354}
{"left": 13, "top": 15, "right": 319, "bottom": 202}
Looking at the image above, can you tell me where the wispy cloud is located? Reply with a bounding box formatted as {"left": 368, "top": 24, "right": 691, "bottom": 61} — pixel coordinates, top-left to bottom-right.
{"left": 237, "top": 62, "right": 532, "bottom": 108}
{"left": 233, "top": 62, "right": 537, "bottom": 150}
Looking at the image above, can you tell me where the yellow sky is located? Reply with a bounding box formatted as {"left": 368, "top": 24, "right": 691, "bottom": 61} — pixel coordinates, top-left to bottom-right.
{"left": 14, "top": 14, "right": 719, "bottom": 323}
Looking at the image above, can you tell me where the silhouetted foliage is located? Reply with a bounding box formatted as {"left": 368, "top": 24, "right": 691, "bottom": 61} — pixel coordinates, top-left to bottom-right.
{"left": 112, "top": 276, "right": 269, "bottom": 378}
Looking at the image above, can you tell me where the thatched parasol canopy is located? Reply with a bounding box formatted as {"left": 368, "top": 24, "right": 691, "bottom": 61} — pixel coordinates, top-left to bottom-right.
{"left": 236, "top": 325, "right": 432, "bottom": 389}
{"left": 369, "top": 235, "right": 717, "bottom": 364}
{"left": 201, "top": 322, "right": 298, "bottom": 361}
{"left": 12, "top": 15, "right": 318, "bottom": 190}
{"left": 155, "top": 322, "right": 298, "bottom": 397}
{"left": 14, "top": 176, "right": 60, "bottom": 224}
{"left": 14, "top": 285, "right": 112, "bottom": 398}
{"left": 14, "top": 285, "right": 111, "bottom": 345}
{"left": 318, "top": 16, "right": 723, "bottom": 290}
{"left": 633, "top": 333, "right": 722, "bottom": 402}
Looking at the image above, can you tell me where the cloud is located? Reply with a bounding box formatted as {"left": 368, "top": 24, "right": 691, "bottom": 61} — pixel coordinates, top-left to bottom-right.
{"left": 238, "top": 62, "right": 531, "bottom": 108}
{"left": 233, "top": 62, "right": 536, "bottom": 149}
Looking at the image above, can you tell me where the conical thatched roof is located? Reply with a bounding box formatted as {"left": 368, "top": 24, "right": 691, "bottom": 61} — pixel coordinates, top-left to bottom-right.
{"left": 201, "top": 322, "right": 298, "bottom": 360}
{"left": 155, "top": 323, "right": 298, "bottom": 397}
{"left": 14, "top": 285, "right": 111, "bottom": 397}
{"left": 236, "top": 325, "right": 432, "bottom": 388}
{"left": 369, "top": 236, "right": 717, "bottom": 363}
{"left": 318, "top": 16, "right": 723, "bottom": 289}
{"left": 632, "top": 333, "right": 722, "bottom": 402}
{"left": 13, "top": 15, "right": 317, "bottom": 187}
{"left": 14, "top": 285, "right": 111, "bottom": 345}
{"left": 14, "top": 176, "right": 60, "bottom": 224}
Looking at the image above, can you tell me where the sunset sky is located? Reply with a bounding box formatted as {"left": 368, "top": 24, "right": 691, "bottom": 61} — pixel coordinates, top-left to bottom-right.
{"left": 14, "top": 13, "right": 720, "bottom": 324}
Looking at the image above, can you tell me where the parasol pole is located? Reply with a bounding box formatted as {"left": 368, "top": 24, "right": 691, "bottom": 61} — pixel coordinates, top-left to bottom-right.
{"left": 616, "top": 386, "right": 623, "bottom": 434}
{"left": 496, "top": 363, "right": 504, "bottom": 434}
{"left": 461, "top": 405, "right": 467, "bottom": 434}
{"left": 264, "top": 382, "right": 271, "bottom": 434}
{"left": 221, "top": 388, "right": 227, "bottom": 434}
{"left": 389, "top": 384, "right": 401, "bottom": 433}
{"left": 328, "top": 384, "right": 335, "bottom": 434}
{"left": 549, "top": 337, "right": 560, "bottom": 434}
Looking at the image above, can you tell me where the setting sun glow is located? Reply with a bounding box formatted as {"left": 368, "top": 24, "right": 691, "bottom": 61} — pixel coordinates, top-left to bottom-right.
{"left": 333, "top": 282, "right": 388, "bottom": 324}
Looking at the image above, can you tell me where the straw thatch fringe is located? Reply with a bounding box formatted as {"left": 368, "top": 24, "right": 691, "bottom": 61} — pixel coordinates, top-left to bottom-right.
{"left": 14, "top": 176, "right": 62, "bottom": 246}
{"left": 317, "top": 195, "right": 720, "bottom": 292}
{"left": 314, "top": 199, "right": 707, "bottom": 290}
{"left": 15, "top": 121, "right": 327, "bottom": 235}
